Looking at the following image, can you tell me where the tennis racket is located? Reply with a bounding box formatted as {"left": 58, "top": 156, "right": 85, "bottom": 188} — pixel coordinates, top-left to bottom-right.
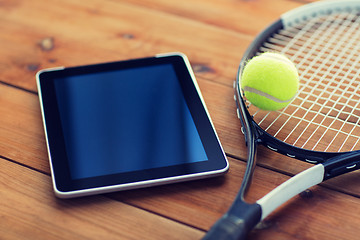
{"left": 203, "top": 1, "right": 360, "bottom": 239}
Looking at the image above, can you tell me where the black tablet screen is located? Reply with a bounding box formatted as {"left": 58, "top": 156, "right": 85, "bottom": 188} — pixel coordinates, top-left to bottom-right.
{"left": 53, "top": 63, "right": 208, "bottom": 180}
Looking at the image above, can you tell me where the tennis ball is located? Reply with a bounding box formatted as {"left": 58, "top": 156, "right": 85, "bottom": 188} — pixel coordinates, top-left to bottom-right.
{"left": 240, "top": 52, "right": 299, "bottom": 111}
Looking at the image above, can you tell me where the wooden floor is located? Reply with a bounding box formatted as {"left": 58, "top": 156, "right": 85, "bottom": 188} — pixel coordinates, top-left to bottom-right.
{"left": 1, "top": 0, "right": 359, "bottom": 239}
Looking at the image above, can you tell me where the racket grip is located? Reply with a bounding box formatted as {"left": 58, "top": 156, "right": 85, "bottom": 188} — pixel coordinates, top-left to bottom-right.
{"left": 202, "top": 203, "right": 261, "bottom": 240}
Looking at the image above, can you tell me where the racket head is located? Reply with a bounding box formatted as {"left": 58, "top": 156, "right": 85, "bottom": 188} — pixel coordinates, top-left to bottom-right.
{"left": 235, "top": 0, "right": 360, "bottom": 164}
{"left": 204, "top": 2, "right": 360, "bottom": 239}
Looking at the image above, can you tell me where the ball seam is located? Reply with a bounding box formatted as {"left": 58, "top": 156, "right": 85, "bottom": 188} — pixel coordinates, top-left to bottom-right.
{"left": 243, "top": 86, "right": 296, "bottom": 103}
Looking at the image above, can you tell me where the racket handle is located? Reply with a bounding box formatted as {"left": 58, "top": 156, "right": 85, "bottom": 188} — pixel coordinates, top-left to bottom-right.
{"left": 202, "top": 203, "right": 261, "bottom": 240}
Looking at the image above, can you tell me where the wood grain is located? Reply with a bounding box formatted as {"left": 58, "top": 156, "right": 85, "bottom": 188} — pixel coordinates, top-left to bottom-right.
{"left": 1, "top": 80, "right": 359, "bottom": 239}
{"left": 0, "top": 158, "right": 203, "bottom": 240}
{"left": 0, "top": 0, "right": 359, "bottom": 239}
{"left": 121, "top": 0, "right": 316, "bottom": 35}
{"left": 0, "top": 0, "right": 250, "bottom": 91}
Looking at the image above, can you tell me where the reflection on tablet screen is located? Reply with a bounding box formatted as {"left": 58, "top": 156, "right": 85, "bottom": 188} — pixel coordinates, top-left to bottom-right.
{"left": 54, "top": 64, "right": 208, "bottom": 180}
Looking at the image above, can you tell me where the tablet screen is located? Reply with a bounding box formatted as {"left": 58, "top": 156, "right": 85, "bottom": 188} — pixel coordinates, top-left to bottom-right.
{"left": 37, "top": 53, "right": 228, "bottom": 198}
{"left": 54, "top": 63, "right": 208, "bottom": 180}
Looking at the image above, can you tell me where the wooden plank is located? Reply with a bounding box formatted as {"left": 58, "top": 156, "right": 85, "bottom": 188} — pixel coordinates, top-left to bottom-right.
{"left": 0, "top": 81, "right": 360, "bottom": 239}
{"left": 0, "top": 157, "right": 203, "bottom": 240}
{"left": 0, "top": 83, "right": 49, "bottom": 173}
{"left": 1, "top": 0, "right": 359, "bottom": 239}
{"left": 1, "top": 128, "right": 359, "bottom": 240}
{"left": 0, "top": 0, "right": 251, "bottom": 91}
{"left": 121, "top": 0, "right": 317, "bottom": 35}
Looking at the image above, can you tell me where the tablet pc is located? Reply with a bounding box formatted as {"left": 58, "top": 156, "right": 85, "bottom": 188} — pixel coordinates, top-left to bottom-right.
{"left": 36, "top": 52, "right": 228, "bottom": 198}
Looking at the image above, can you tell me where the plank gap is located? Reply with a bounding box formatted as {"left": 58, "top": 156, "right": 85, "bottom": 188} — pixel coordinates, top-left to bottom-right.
{"left": 0, "top": 79, "right": 38, "bottom": 95}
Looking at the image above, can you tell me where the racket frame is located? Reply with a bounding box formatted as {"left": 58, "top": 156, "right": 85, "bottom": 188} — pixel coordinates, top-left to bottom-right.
{"left": 233, "top": 0, "right": 360, "bottom": 220}
{"left": 203, "top": 1, "right": 360, "bottom": 239}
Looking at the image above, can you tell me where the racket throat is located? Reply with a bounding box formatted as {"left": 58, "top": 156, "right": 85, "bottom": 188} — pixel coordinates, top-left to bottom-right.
{"left": 239, "top": 128, "right": 259, "bottom": 197}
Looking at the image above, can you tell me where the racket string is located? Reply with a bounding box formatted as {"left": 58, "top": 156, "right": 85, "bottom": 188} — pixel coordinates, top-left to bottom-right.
{"left": 258, "top": 12, "right": 346, "bottom": 136}
{"left": 293, "top": 23, "right": 360, "bottom": 150}
{"left": 295, "top": 13, "right": 360, "bottom": 150}
{"left": 265, "top": 12, "right": 354, "bottom": 142}
{"left": 294, "top": 13, "right": 360, "bottom": 151}
{"left": 250, "top": 10, "right": 360, "bottom": 152}
{"left": 255, "top": 16, "right": 324, "bottom": 134}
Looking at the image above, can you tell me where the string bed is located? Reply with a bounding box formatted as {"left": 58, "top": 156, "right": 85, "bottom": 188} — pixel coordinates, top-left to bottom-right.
{"left": 246, "top": 10, "right": 360, "bottom": 152}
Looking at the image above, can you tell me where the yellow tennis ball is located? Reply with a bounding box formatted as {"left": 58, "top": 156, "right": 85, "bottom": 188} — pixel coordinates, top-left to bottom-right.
{"left": 240, "top": 52, "right": 299, "bottom": 111}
